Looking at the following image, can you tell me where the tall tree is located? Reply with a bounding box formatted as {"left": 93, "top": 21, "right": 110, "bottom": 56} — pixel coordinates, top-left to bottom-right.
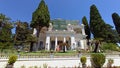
{"left": 112, "top": 13, "right": 120, "bottom": 36}
{"left": 82, "top": 16, "right": 91, "bottom": 40}
{"left": 90, "top": 4, "right": 105, "bottom": 39}
{"left": 14, "top": 21, "right": 30, "bottom": 45}
{"left": 89, "top": 5, "right": 118, "bottom": 52}
{"left": 89, "top": 4, "right": 115, "bottom": 42}
{"left": 0, "top": 13, "right": 13, "bottom": 51}
{"left": 30, "top": 0, "right": 50, "bottom": 37}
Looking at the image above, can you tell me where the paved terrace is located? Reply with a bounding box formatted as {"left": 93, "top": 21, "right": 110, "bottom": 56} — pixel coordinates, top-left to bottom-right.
{"left": 0, "top": 54, "right": 120, "bottom": 68}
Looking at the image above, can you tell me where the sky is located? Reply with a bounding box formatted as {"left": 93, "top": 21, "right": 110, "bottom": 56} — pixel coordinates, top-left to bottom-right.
{"left": 0, "top": 0, "right": 120, "bottom": 28}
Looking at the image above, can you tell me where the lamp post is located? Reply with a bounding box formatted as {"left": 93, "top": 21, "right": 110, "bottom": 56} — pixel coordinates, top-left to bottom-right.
{"left": 17, "top": 49, "right": 21, "bottom": 58}
{"left": 50, "top": 50, "right": 54, "bottom": 58}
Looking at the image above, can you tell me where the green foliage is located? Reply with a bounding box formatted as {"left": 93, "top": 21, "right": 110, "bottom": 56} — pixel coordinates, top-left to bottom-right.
{"left": 80, "top": 56, "right": 87, "bottom": 64}
{"left": 0, "top": 42, "right": 13, "bottom": 51}
{"left": 34, "top": 66, "right": 38, "bottom": 68}
{"left": 108, "top": 58, "right": 114, "bottom": 64}
{"left": 0, "top": 13, "right": 13, "bottom": 51}
{"left": 0, "top": 13, "right": 11, "bottom": 22}
{"left": 90, "top": 4, "right": 103, "bottom": 38}
{"left": 90, "top": 5, "right": 118, "bottom": 43}
{"left": 15, "top": 22, "right": 30, "bottom": 42}
{"left": 112, "top": 13, "right": 120, "bottom": 36}
{"left": 101, "top": 42, "right": 118, "bottom": 51}
{"left": 26, "top": 34, "right": 37, "bottom": 42}
{"left": 91, "top": 53, "right": 106, "bottom": 67}
{"left": 43, "top": 63, "right": 48, "bottom": 68}
{"left": 31, "top": 0, "right": 50, "bottom": 28}
{"left": 82, "top": 16, "right": 91, "bottom": 39}
{"left": 14, "top": 22, "right": 34, "bottom": 48}
{"left": 21, "top": 65, "right": 26, "bottom": 68}
{"left": 30, "top": 0, "right": 50, "bottom": 37}
{"left": 8, "top": 55, "right": 18, "bottom": 64}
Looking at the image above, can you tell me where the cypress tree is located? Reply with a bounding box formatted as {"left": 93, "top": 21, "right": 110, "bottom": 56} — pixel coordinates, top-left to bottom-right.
{"left": 112, "top": 13, "right": 120, "bottom": 36}
{"left": 31, "top": 0, "right": 50, "bottom": 37}
{"left": 82, "top": 16, "right": 91, "bottom": 40}
{"left": 90, "top": 5, "right": 119, "bottom": 43}
{"left": 90, "top": 4, "right": 105, "bottom": 39}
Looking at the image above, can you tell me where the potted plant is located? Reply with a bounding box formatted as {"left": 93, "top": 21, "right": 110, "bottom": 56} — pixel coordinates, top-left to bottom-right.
{"left": 107, "top": 58, "right": 114, "bottom": 68}
{"left": 80, "top": 56, "right": 87, "bottom": 68}
{"left": 6, "top": 55, "right": 18, "bottom": 68}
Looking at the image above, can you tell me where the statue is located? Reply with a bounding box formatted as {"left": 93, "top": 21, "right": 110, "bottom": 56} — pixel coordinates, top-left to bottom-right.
{"left": 33, "top": 28, "right": 37, "bottom": 35}
{"left": 48, "top": 23, "right": 53, "bottom": 31}
{"left": 67, "top": 24, "right": 73, "bottom": 31}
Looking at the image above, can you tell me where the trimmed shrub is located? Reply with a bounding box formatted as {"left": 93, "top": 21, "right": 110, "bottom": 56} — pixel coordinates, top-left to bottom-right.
{"left": 21, "top": 65, "right": 26, "bottom": 68}
{"left": 107, "top": 58, "right": 114, "bottom": 68}
{"left": 80, "top": 56, "right": 87, "bottom": 68}
{"left": 43, "top": 63, "right": 48, "bottom": 68}
{"left": 108, "top": 58, "right": 114, "bottom": 64}
{"left": 91, "top": 53, "right": 105, "bottom": 68}
{"left": 80, "top": 56, "right": 87, "bottom": 64}
{"left": 8, "top": 55, "right": 18, "bottom": 64}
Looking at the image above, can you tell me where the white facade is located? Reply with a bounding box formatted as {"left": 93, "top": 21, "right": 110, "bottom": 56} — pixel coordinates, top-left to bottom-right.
{"left": 33, "top": 21, "right": 87, "bottom": 51}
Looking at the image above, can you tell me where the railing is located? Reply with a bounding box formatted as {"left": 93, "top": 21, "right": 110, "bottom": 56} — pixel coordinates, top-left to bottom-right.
{"left": 0, "top": 52, "right": 120, "bottom": 59}
{"left": 0, "top": 54, "right": 78, "bottom": 59}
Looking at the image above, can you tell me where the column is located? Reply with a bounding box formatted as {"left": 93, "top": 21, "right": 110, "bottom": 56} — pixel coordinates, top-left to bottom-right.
{"left": 63, "top": 37, "right": 66, "bottom": 43}
{"left": 71, "top": 36, "right": 76, "bottom": 50}
{"left": 81, "top": 24, "right": 85, "bottom": 35}
{"left": 80, "top": 40, "right": 85, "bottom": 49}
{"left": 55, "top": 37, "right": 58, "bottom": 51}
{"left": 46, "top": 36, "right": 50, "bottom": 50}
{"left": 63, "top": 37, "right": 67, "bottom": 51}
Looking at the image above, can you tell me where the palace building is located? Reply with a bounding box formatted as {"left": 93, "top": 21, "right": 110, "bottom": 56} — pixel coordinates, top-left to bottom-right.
{"left": 33, "top": 19, "right": 87, "bottom": 51}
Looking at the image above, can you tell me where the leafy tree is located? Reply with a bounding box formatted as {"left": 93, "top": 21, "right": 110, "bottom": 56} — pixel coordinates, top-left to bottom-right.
{"left": 14, "top": 21, "right": 37, "bottom": 51}
{"left": 0, "top": 13, "right": 13, "bottom": 51}
{"left": 82, "top": 16, "right": 91, "bottom": 40}
{"left": 112, "top": 13, "right": 120, "bottom": 36}
{"left": 30, "top": 0, "right": 50, "bottom": 37}
{"left": 0, "top": 13, "right": 10, "bottom": 22}
{"left": 14, "top": 21, "right": 30, "bottom": 46}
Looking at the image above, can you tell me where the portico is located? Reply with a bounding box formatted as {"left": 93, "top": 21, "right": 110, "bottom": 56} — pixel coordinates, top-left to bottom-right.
{"left": 45, "top": 31, "right": 76, "bottom": 50}
{"left": 45, "top": 29, "right": 86, "bottom": 51}
{"left": 33, "top": 19, "right": 87, "bottom": 51}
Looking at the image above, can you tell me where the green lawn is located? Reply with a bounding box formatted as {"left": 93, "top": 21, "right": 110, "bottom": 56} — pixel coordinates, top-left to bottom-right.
{"left": 19, "top": 50, "right": 77, "bottom": 56}
{"left": 0, "top": 50, "right": 78, "bottom": 57}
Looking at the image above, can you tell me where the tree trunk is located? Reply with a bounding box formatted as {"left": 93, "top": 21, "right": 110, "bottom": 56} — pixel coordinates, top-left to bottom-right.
{"left": 30, "top": 42, "right": 33, "bottom": 52}
{"left": 93, "top": 41, "right": 99, "bottom": 53}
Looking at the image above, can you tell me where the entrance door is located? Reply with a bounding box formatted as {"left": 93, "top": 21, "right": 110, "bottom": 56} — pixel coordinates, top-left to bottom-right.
{"left": 39, "top": 41, "right": 43, "bottom": 50}
{"left": 50, "top": 41, "right": 55, "bottom": 50}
